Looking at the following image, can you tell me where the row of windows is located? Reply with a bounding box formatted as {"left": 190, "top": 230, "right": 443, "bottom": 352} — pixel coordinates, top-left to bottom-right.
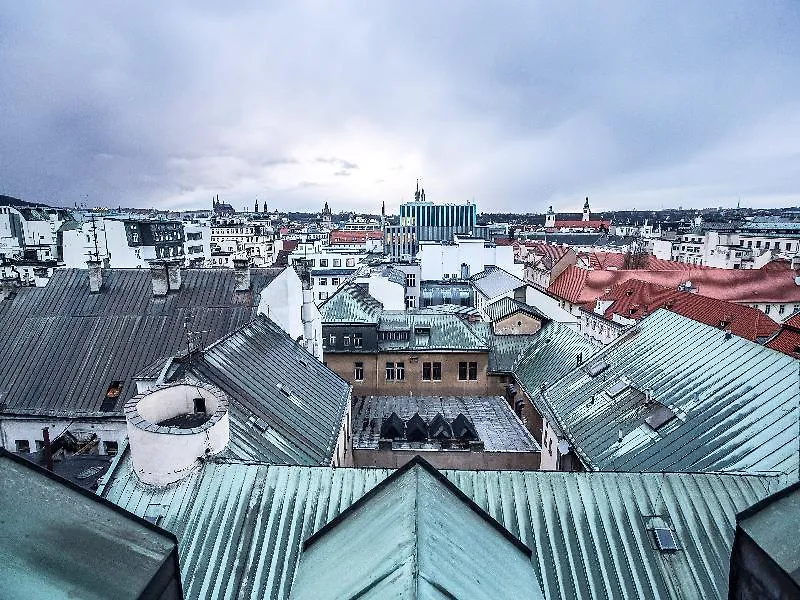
{"left": 316, "top": 277, "right": 341, "bottom": 287}
{"left": 351, "top": 361, "right": 478, "bottom": 381}
{"left": 326, "top": 334, "right": 363, "bottom": 348}
{"left": 296, "top": 257, "right": 357, "bottom": 268}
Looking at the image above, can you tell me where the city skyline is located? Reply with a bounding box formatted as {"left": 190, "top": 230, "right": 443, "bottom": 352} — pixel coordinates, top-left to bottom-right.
{"left": 1, "top": 2, "right": 799, "bottom": 214}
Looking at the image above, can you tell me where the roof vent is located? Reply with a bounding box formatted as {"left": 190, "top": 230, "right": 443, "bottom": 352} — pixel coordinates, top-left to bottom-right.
{"left": 379, "top": 412, "right": 405, "bottom": 440}
{"left": 451, "top": 413, "right": 478, "bottom": 441}
{"left": 653, "top": 527, "right": 680, "bottom": 552}
{"left": 405, "top": 413, "right": 428, "bottom": 442}
{"left": 428, "top": 413, "right": 452, "bottom": 441}
{"left": 584, "top": 358, "right": 610, "bottom": 377}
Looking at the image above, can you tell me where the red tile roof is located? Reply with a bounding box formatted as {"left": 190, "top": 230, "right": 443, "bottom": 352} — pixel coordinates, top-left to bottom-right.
{"left": 329, "top": 230, "right": 383, "bottom": 244}
{"left": 552, "top": 220, "right": 610, "bottom": 230}
{"left": 580, "top": 251, "right": 703, "bottom": 271}
{"left": 549, "top": 264, "right": 800, "bottom": 305}
{"left": 589, "top": 279, "right": 779, "bottom": 342}
{"left": 765, "top": 310, "right": 800, "bottom": 357}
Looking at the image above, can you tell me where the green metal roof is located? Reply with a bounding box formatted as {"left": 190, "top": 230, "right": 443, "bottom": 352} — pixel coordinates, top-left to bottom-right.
{"left": 319, "top": 283, "right": 383, "bottom": 323}
{"left": 1, "top": 450, "right": 180, "bottom": 600}
{"left": 101, "top": 455, "right": 787, "bottom": 600}
{"left": 489, "top": 334, "right": 539, "bottom": 373}
{"left": 533, "top": 310, "right": 800, "bottom": 476}
{"left": 512, "top": 321, "right": 598, "bottom": 387}
{"left": 737, "top": 481, "right": 800, "bottom": 584}
{"left": 290, "top": 459, "right": 543, "bottom": 599}
{"left": 378, "top": 311, "right": 490, "bottom": 352}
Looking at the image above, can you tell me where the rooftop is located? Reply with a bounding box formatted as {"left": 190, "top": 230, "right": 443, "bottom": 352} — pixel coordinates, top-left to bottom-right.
{"left": 470, "top": 266, "right": 525, "bottom": 299}
{"left": 351, "top": 395, "right": 539, "bottom": 452}
{"left": 549, "top": 263, "right": 800, "bottom": 305}
{"left": 1, "top": 450, "right": 180, "bottom": 599}
{"left": 0, "top": 268, "right": 282, "bottom": 416}
{"left": 484, "top": 296, "right": 547, "bottom": 323}
{"left": 101, "top": 455, "right": 788, "bottom": 600}
{"left": 140, "top": 315, "right": 351, "bottom": 465}
{"left": 319, "top": 282, "right": 383, "bottom": 323}
{"left": 531, "top": 310, "right": 799, "bottom": 476}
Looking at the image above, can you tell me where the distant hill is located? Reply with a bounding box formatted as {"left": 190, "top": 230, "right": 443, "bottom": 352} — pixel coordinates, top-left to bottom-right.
{"left": 0, "top": 194, "right": 57, "bottom": 209}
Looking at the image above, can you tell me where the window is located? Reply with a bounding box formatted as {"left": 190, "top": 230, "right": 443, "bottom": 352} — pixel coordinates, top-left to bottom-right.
{"left": 468, "top": 361, "right": 477, "bottom": 380}
{"left": 329, "top": 334, "right": 336, "bottom": 346}
{"left": 779, "top": 304, "right": 786, "bottom": 314}
{"left": 765, "top": 305, "right": 771, "bottom": 314}
{"left": 318, "top": 291, "right": 328, "bottom": 301}
{"left": 406, "top": 273, "right": 416, "bottom": 288}
{"left": 346, "top": 258, "right": 356, "bottom": 267}
{"left": 353, "top": 333, "right": 363, "bottom": 348}
{"left": 405, "top": 296, "right": 415, "bottom": 309}
{"left": 331, "top": 278, "right": 340, "bottom": 286}
{"left": 104, "top": 441, "right": 119, "bottom": 456}
{"left": 765, "top": 242, "right": 771, "bottom": 249}
{"left": 344, "top": 335, "right": 350, "bottom": 347}
{"left": 320, "top": 259, "right": 329, "bottom": 267}
{"left": 333, "top": 258, "right": 342, "bottom": 267}
{"left": 458, "top": 362, "right": 468, "bottom": 380}
{"left": 354, "top": 362, "right": 364, "bottom": 381}
{"left": 15, "top": 440, "right": 30, "bottom": 453}
{"left": 35, "top": 440, "right": 44, "bottom": 452}
{"left": 423, "top": 361, "right": 441, "bottom": 381}
{"left": 318, "top": 278, "right": 328, "bottom": 286}
{"left": 385, "top": 362, "right": 404, "bottom": 380}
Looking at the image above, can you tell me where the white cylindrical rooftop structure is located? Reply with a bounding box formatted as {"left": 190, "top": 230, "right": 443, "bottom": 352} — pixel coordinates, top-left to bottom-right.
{"left": 124, "top": 382, "right": 230, "bottom": 486}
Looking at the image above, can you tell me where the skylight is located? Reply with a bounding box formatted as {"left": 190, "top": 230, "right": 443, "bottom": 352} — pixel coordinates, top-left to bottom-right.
{"left": 653, "top": 527, "right": 679, "bottom": 551}
{"left": 584, "top": 358, "right": 610, "bottom": 377}
{"left": 606, "top": 379, "right": 629, "bottom": 398}
{"left": 644, "top": 404, "right": 676, "bottom": 430}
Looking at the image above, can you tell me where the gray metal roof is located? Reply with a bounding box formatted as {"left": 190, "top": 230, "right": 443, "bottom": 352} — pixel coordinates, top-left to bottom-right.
{"left": 289, "top": 459, "right": 544, "bottom": 600}
{"left": 170, "top": 316, "right": 350, "bottom": 465}
{"left": 2, "top": 450, "right": 180, "bottom": 599}
{"left": 352, "top": 395, "right": 539, "bottom": 452}
{"left": 378, "top": 311, "right": 489, "bottom": 351}
{"left": 470, "top": 266, "right": 525, "bottom": 299}
{"left": 319, "top": 283, "right": 383, "bottom": 323}
{"left": 101, "top": 456, "right": 788, "bottom": 600}
{"left": 484, "top": 296, "right": 547, "bottom": 323}
{"left": 534, "top": 310, "right": 800, "bottom": 476}
{"left": 0, "top": 268, "right": 281, "bottom": 416}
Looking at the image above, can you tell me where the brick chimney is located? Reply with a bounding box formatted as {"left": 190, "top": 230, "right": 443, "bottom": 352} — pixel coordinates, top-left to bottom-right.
{"left": 150, "top": 262, "right": 168, "bottom": 297}
{"left": 87, "top": 260, "right": 102, "bottom": 293}
{"left": 165, "top": 260, "right": 182, "bottom": 292}
{"left": 233, "top": 257, "right": 250, "bottom": 292}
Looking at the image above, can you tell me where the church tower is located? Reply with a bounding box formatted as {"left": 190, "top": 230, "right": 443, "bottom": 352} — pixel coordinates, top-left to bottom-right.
{"left": 583, "top": 197, "right": 591, "bottom": 222}
{"left": 545, "top": 205, "right": 556, "bottom": 228}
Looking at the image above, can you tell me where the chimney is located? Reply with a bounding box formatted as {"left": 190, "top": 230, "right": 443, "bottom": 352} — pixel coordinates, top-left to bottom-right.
{"left": 233, "top": 258, "right": 250, "bottom": 292}
{"left": 150, "top": 261, "right": 168, "bottom": 297}
{"left": 87, "top": 260, "right": 102, "bottom": 293}
{"left": 165, "top": 260, "right": 182, "bottom": 292}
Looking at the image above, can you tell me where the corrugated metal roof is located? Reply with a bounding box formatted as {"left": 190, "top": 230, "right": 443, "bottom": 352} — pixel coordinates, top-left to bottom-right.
{"left": 289, "top": 460, "right": 544, "bottom": 599}
{"left": 533, "top": 310, "right": 800, "bottom": 476}
{"left": 102, "top": 457, "right": 787, "bottom": 600}
{"left": 512, "top": 321, "right": 598, "bottom": 389}
{"left": 484, "top": 296, "right": 547, "bottom": 323}
{"left": 378, "top": 311, "right": 489, "bottom": 351}
{"left": 319, "top": 283, "right": 383, "bottom": 324}
{"left": 0, "top": 268, "right": 281, "bottom": 415}
{"left": 489, "top": 334, "right": 540, "bottom": 373}
{"left": 179, "top": 315, "right": 350, "bottom": 465}
{"left": 352, "top": 395, "right": 539, "bottom": 452}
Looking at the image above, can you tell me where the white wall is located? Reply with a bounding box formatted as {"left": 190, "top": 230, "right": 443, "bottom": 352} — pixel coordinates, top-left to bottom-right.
{"left": 418, "top": 237, "right": 519, "bottom": 281}
{"left": 353, "top": 274, "right": 405, "bottom": 310}
{"left": 524, "top": 286, "right": 579, "bottom": 324}
{"left": 257, "top": 267, "right": 305, "bottom": 340}
{"left": 0, "top": 416, "right": 127, "bottom": 455}
{"left": 63, "top": 219, "right": 154, "bottom": 268}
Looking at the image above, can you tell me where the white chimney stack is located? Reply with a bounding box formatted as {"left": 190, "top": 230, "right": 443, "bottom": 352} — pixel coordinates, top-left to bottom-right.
{"left": 165, "top": 260, "right": 182, "bottom": 292}
{"left": 149, "top": 262, "right": 169, "bottom": 297}
{"left": 233, "top": 257, "right": 251, "bottom": 292}
{"left": 87, "top": 260, "right": 102, "bottom": 293}
{"left": 124, "top": 382, "right": 230, "bottom": 486}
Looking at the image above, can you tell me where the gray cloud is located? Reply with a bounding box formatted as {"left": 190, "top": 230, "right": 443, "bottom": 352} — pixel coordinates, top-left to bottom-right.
{"left": 0, "top": 1, "right": 798, "bottom": 213}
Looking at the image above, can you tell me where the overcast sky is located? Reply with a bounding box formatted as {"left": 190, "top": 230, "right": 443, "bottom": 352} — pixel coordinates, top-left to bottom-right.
{"left": 1, "top": 2, "right": 799, "bottom": 214}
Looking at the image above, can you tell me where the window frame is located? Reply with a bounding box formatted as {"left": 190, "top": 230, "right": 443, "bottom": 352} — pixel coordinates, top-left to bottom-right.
{"left": 354, "top": 361, "right": 364, "bottom": 381}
